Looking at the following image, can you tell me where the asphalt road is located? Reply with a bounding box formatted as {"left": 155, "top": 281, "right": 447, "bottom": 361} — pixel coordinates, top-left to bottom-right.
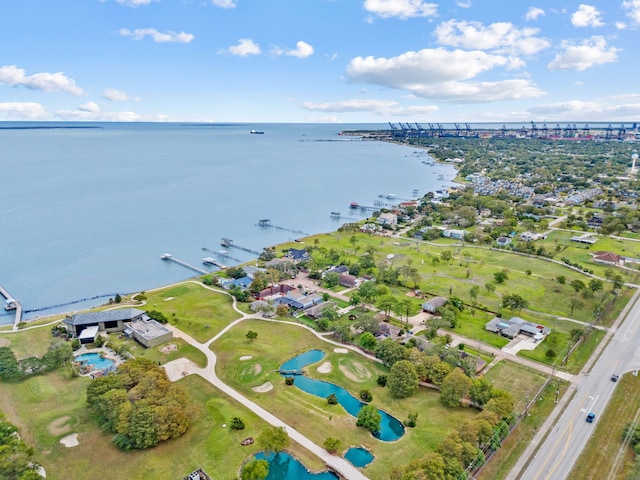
{"left": 520, "top": 292, "right": 640, "bottom": 480}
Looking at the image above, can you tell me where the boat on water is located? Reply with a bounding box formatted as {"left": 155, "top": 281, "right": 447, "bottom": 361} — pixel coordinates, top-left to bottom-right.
{"left": 250, "top": 130, "right": 264, "bottom": 134}
{"left": 330, "top": 211, "right": 341, "bottom": 217}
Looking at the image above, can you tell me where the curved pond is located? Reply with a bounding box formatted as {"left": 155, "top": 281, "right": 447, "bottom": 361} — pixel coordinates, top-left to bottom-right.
{"left": 255, "top": 451, "right": 338, "bottom": 480}
{"left": 280, "top": 350, "right": 405, "bottom": 442}
{"left": 344, "top": 447, "right": 374, "bottom": 468}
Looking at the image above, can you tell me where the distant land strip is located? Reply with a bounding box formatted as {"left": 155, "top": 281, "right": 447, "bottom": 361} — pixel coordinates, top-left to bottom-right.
{"left": 0, "top": 126, "right": 103, "bottom": 130}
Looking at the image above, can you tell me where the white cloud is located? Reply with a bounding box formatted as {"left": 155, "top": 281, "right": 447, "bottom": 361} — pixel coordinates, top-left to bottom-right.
{"left": 0, "top": 102, "right": 48, "bottom": 119}
{"left": 434, "top": 20, "right": 550, "bottom": 55}
{"left": 548, "top": 36, "right": 619, "bottom": 71}
{"left": 79, "top": 101, "right": 100, "bottom": 112}
{"left": 301, "top": 99, "right": 399, "bottom": 112}
{"left": 525, "top": 7, "right": 545, "bottom": 21}
{"left": 529, "top": 98, "right": 640, "bottom": 121}
{"left": 211, "top": 0, "right": 237, "bottom": 7}
{"left": 286, "top": 41, "right": 314, "bottom": 59}
{"left": 224, "top": 38, "right": 261, "bottom": 56}
{"left": 116, "top": 0, "right": 155, "bottom": 6}
{"left": 300, "top": 98, "right": 439, "bottom": 117}
{"left": 346, "top": 48, "right": 544, "bottom": 102}
{"left": 623, "top": 0, "right": 640, "bottom": 24}
{"left": 615, "top": 21, "right": 628, "bottom": 30}
{"left": 102, "top": 88, "right": 140, "bottom": 102}
{"left": 119, "top": 28, "right": 194, "bottom": 43}
{"left": 363, "top": 0, "right": 438, "bottom": 19}
{"left": 456, "top": 1, "right": 471, "bottom": 8}
{"left": 0, "top": 65, "right": 84, "bottom": 95}
{"left": 571, "top": 4, "right": 605, "bottom": 27}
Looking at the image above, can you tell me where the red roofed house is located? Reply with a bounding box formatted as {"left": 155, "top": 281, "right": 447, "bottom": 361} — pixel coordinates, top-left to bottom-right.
{"left": 592, "top": 251, "right": 625, "bottom": 267}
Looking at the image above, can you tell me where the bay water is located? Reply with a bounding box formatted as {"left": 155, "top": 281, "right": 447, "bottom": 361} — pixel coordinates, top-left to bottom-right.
{"left": 0, "top": 122, "right": 457, "bottom": 322}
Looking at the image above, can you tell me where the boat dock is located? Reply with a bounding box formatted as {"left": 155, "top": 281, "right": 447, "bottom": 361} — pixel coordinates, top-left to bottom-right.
{"left": 0, "top": 285, "right": 22, "bottom": 331}
{"left": 202, "top": 257, "right": 227, "bottom": 269}
{"left": 255, "top": 219, "right": 309, "bottom": 236}
{"left": 202, "top": 247, "right": 242, "bottom": 263}
{"left": 161, "top": 253, "right": 208, "bottom": 275}
{"left": 220, "top": 238, "right": 261, "bottom": 255}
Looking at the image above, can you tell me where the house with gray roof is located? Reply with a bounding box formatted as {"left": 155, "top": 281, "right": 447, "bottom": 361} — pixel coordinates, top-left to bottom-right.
{"left": 63, "top": 308, "right": 147, "bottom": 338}
{"left": 485, "top": 316, "right": 550, "bottom": 340}
{"left": 422, "top": 296, "right": 448, "bottom": 313}
{"left": 124, "top": 318, "right": 173, "bottom": 348}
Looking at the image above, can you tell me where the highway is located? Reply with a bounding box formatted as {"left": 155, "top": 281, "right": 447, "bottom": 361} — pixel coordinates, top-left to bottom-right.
{"left": 519, "top": 290, "right": 640, "bottom": 480}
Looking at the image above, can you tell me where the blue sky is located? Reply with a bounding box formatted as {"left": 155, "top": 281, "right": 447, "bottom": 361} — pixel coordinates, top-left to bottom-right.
{"left": 1, "top": 0, "right": 639, "bottom": 123}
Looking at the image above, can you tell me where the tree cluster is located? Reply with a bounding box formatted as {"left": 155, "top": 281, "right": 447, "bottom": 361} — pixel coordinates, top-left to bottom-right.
{"left": 0, "top": 413, "right": 42, "bottom": 480}
{"left": 86, "top": 358, "right": 191, "bottom": 450}
{"left": 0, "top": 342, "right": 73, "bottom": 381}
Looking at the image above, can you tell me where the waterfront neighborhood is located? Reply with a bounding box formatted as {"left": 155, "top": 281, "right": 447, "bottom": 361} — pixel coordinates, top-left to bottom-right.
{"left": 2, "top": 129, "right": 640, "bottom": 480}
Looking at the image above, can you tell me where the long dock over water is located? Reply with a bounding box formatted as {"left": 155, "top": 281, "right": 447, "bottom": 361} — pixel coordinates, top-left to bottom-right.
{"left": 160, "top": 253, "right": 208, "bottom": 275}
{"left": 0, "top": 285, "right": 22, "bottom": 330}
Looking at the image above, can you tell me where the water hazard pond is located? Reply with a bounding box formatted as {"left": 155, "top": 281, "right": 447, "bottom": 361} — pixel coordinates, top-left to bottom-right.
{"left": 255, "top": 452, "right": 338, "bottom": 480}
{"left": 279, "top": 349, "right": 405, "bottom": 442}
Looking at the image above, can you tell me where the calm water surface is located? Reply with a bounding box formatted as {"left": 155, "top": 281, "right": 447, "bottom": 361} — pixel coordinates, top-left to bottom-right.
{"left": 0, "top": 122, "right": 457, "bottom": 322}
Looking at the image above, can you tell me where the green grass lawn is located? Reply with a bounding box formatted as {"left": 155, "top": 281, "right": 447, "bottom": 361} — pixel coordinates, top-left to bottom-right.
{"left": 212, "top": 318, "right": 481, "bottom": 479}
{"left": 144, "top": 281, "right": 242, "bottom": 342}
{"left": 107, "top": 335, "right": 208, "bottom": 368}
{"left": 482, "top": 360, "right": 549, "bottom": 408}
{"left": 0, "top": 367, "right": 328, "bottom": 480}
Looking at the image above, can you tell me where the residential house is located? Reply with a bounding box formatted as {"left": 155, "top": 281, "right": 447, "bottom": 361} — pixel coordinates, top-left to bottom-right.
{"left": 375, "top": 322, "right": 402, "bottom": 339}
{"left": 305, "top": 301, "right": 337, "bottom": 319}
{"left": 377, "top": 212, "right": 398, "bottom": 228}
{"left": 571, "top": 234, "right": 597, "bottom": 245}
{"left": 221, "top": 276, "right": 252, "bottom": 290}
{"left": 123, "top": 318, "right": 173, "bottom": 348}
{"left": 441, "top": 229, "right": 466, "bottom": 240}
{"left": 63, "top": 308, "right": 147, "bottom": 338}
{"left": 422, "top": 296, "right": 448, "bottom": 313}
{"left": 495, "top": 236, "right": 511, "bottom": 247}
{"left": 592, "top": 251, "right": 625, "bottom": 266}
{"left": 286, "top": 248, "right": 310, "bottom": 263}
{"left": 256, "top": 283, "right": 295, "bottom": 300}
{"left": 485, "top": 316, "right": 551, "bottom": 341}
{"left": 339, "top": 273, "right": 358, "bottom": 288}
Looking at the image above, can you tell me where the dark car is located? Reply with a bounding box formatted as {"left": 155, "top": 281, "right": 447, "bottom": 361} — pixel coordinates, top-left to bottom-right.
{"left": 586, "top": 412, "right": 596, "bottom": 423}
{"left": 611, "top": 374, "right": 619, "bottom": 382}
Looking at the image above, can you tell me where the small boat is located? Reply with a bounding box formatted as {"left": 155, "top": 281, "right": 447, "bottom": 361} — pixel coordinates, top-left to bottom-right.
{"left": 330, "top": 211, "right": 341, "bottom": 217}
{"left": 250, "top": 130, "right": 264, "bottom": 134}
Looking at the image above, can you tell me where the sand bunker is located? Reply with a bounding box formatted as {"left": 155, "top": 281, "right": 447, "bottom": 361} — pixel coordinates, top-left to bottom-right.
{"left": 60, "top": 433, "right": 79, "bottom": 448}
{"left": 252, "top": 382, "right": 273, "bottom": 393}
{"left": 48, "top": 416, "right": 71, "bottom": 436}
{"left": 339, "top": 360, "right": 372, "bottom": 382}
{"left": 164, "top": 297, "right": 174, "bottom": 301}
{"left": 317, "top": 361, "right": 332, "bottom": 374}
{"left": 334, "top": 348, "right": 348, "bottom": 354}
{"left": 240, "top": 355, "right": 253, "bottom": 361}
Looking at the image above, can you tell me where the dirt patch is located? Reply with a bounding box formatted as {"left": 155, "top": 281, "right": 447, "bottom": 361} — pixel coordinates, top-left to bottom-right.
{"left": 339, "top": 360, "right": 372, "bottom": 382}
{"left": 48, "top": 416, "right": 72, "bottom": 436}
{"left": 60, "top": 432, "right": 79, "bottom": 447}
{"left": 317, "top": 361, "right": 332, "bottom": 374}
{"left": 0, "top": 338, "right": 9, "bottom": 348}
{"left": 333, "top": 348, "right": 348, "bottom": 354}
{"left": 252, "top": 382, "right": 273, "bottom": 393}
{"left": 159, "top": 343, "right": 177, "bottom": 354}
{"left": 239, "top": 355, "right": 253, "bottom": 361}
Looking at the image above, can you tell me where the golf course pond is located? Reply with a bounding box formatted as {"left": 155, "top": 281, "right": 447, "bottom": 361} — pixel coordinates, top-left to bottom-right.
{"left": 344, "top": 447, "right": 374, "bottom": 468}
{"left": 255, "top": 452, "right": 338, "bottom": 480}
{"left": 279, "top": 349, "right": 405, "bottom": 442}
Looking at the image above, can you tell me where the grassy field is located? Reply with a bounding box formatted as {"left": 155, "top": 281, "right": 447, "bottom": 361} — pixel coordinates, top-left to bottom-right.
{"left": 0, "top": 368, "right": 330, "bottom": 480}
{"left": 483, "top": 360, "right": 549, "bottom": 408}
{"left": 107, "top": 335, "right": 208, "bottom": 368}
{"left": 212, "top": 318, "right": 481, "bottom": 479}
{"left": 570, "top": 373, "right": 640, "bottom": 480}
{"left": 144, "top": 281, "right": 242, "bottom": 342}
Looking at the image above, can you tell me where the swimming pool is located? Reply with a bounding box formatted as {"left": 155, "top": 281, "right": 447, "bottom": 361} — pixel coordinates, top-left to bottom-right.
{"left": 75, "top": 352, "right": 115, "bottom": 372}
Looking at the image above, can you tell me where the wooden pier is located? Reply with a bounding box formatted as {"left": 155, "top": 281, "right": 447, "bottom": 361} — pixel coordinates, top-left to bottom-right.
{"left": 0, "top": 285, "right": 22, "bottom": 331}
{"left": 255, "top": 220, "right": 309, "bottom": 236}
{"left": 220, "top": 238, "right": 261, "bottom": 256}
{"left": 160, "top": 253, "right": 208, "bottom": 275}
{"left": 202, "top": 247, "right": 242, "bottom": 263}
{"left": 202, "top": 257, "right": 227, "bottom": 269}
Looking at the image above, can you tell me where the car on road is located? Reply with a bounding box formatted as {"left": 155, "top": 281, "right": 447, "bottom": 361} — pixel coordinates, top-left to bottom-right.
{"left": 586, "top": 412, "right": 596, "bottom": 423}
{"left": 611, "top": 374, "right": 619, "bottom": 382}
